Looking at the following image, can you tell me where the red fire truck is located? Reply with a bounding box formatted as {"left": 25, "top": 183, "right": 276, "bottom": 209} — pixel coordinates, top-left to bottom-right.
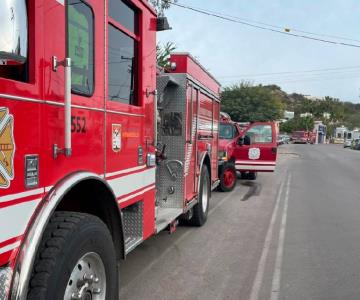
{"left": 291, "top": 130, "right": 315, "bottom": 144}
{"left": 0, "top": 1, "right": 220, "bottom": 299}
{"left": 218, "top": 113, "right": 278, "bottom": 191}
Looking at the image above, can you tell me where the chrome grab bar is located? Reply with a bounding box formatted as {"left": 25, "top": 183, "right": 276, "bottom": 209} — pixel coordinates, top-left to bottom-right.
{"left": 52, "top": 56, "right": 72, "bottom": 158}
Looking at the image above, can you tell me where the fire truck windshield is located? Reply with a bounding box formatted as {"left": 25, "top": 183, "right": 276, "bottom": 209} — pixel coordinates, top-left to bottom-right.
{"left": 219, "top": 124, "right": 237, "bottom": 139}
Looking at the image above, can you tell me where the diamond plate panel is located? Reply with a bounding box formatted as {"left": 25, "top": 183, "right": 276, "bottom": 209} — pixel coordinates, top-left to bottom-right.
{"left": 156, "top": 74, "right": 188, "bottom": 209}
{"left": 123, "top": 201, "right": 143, "bottom": 249}
{"left": 0, "top": 267, "right": 12, "bottom": 300}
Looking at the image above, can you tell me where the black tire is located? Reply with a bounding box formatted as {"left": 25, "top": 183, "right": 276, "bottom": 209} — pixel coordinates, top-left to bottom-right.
{"left": 218, "top": 163, "right": 237, "bottom": 192}
{"left": 248, "top": 172, "right": 258, "bottom": 180}
{"left": 28, "top": 212, "right": 118, "bottom": 300}
{"left": 190, "top": 165, "right": 210, "bottom": 227}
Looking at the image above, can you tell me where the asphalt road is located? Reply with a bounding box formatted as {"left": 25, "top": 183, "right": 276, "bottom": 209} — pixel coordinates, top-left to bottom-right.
{"left": 118, "top": 144, "right": 360, "bottom": 300}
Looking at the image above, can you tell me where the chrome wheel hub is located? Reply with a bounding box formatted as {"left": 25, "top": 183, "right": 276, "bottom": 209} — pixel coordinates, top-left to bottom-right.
{"left": 202, "top": 175, "right": 209, "bottom": 213}
{"left": 64, "top": 252, "right": 106, "bottom": 300}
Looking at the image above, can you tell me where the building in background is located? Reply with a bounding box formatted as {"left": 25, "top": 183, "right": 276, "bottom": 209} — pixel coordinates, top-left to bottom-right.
{"left": 323, "top": 112, "right": 331, "bottom": 120}
{"left": 333, "top": 126, "right": 348, "bottom": 144}
{"left": 314, "top": 121, "right": 327, "bottom": 144}
{"left": 300, "top": 112, "right": 313, "bottom": 118}
{"left": 284, "top": 110, "right": 294, "bottom": 120}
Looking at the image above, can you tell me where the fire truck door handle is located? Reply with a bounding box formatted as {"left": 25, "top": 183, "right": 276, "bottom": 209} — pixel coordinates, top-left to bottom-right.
{"left": 166, "top": 160, "right": 183, "bottom": 180}
{"left": 146, "top": 88, "right": 158, "bottom": 146}
{"left": 52, "top": 56, "right": 72, "bottom": 158}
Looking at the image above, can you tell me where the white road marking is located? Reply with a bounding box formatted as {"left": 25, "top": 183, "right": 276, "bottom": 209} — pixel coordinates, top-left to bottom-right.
{"left": 270, "top": 174, "right": 292, "bottom": 300}
{"left": 249, "top": 176, "right": 286, "bottom": 300}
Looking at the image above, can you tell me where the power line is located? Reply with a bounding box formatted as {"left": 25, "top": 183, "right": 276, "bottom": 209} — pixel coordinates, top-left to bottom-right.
{"left": 172, "top": 3, "right": 360, "bottom": 44}
{"left": 221, "top": 73, "right": 360, "bottom": 85}
{"left": 268, "top": 74, "right": 360, "bottom": 85}
{"left": 218, "top": 65, "right": 360, "bottom": 79}
{"left": 170, "top": 2, "right": 360, "bottom": 49}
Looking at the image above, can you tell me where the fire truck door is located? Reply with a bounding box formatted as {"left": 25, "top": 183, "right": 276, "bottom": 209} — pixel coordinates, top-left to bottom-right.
{"left": 193, "top": 88, "right": 200, "bottom": 193}
{"left": 234, "top": 122, "right": 277, "bottom": 172}
{"left": 43, "top": 1, "right": 104, "bottom": 180}
{"left": 105, "top": 11, "right": 150, "bottom": 203}
{"left": 43, "top": 1, "right": 67, "bottom": 104}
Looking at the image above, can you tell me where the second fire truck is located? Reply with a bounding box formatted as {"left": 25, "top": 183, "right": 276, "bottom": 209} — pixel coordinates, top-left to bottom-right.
{"left": 0, "top": 1, "right": 220, "bottom": 298}
{"left": 218, "top": 113, "right": 278, "bottom": 192}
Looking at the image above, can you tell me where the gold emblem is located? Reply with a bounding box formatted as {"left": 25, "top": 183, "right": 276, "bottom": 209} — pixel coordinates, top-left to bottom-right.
{"left": 0, "top": 108, "right": 15, "bottom": 189}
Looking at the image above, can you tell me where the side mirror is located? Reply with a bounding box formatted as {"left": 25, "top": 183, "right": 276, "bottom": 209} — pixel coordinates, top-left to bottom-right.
{"left": 237, "top": 135, "right": 251, "bottom": 146}
{"left": 237, "top": 137, "right": 244, "bottom": 146}
{"left": 244, "top": 135, "right": 251, "bottom": 145}
{"left": 0, "top": 0, "right": 28, "bottom": 65}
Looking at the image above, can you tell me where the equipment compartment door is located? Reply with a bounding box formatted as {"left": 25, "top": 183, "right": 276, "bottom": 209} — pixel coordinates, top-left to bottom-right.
{"left": 234, "top": 122, "right": 277, "bottom": 172}
{"left": 184, "top": 85, "right": 198, "bottom": 201}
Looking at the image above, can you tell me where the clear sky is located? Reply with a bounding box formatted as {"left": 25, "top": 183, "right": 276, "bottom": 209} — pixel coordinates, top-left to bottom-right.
{"left": 157, "top": 0, "right": 360, "bottom": 103}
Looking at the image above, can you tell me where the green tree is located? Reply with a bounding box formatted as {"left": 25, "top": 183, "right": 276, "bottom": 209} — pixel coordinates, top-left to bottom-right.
{"left": 149, "top": 0, "right": 177, "bottom": 16}
{"left": 221, "top": 82, "right": 285, "bottom": 122}
{"left": 280, "top": 116, "right": 315, "bottom": 133}
{"left": 156, "top": 42, "right": 176, "bottom": 68}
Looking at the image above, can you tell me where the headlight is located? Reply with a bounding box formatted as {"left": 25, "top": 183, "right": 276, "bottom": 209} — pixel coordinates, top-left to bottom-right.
{"left": 218, "top": 151, "right": 228, "bottom": 161}
{"left": 0, "top": 266, "right": 13, "bottom": 300}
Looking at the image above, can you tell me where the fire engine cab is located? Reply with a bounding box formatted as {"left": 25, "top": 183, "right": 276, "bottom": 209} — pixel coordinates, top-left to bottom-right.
{"left": 218, "top": 112, "right": 278, "bottom": 192}
{"left": 0, "top": 1, "right": 220, "bottom": 299}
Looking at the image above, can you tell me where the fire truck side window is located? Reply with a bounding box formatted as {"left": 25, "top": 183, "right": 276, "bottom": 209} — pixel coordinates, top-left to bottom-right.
{"left": 108, "top": 25, "right": 137, "bottom": 104}
{"left": 67, "top": 0, "right": 94, "bottom": 96}
{"left": 109, "top": 0, "right": 137, "bottom": 34}
{"left": 107, "top": 0, "right": 138, "bottom": 105}
{"left": 219, "top": 124, "right": 236, "bottom": 140}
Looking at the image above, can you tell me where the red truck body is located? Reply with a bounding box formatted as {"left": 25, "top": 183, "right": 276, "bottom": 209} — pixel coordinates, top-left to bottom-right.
{"left": 292, "top": 130, "right": 315, "bottom": 144}
{"left": 217, "top": 113, "right": 278, "bottom": 191}
{"left": 0, "top": 1, "right": 219, "bottom": 298}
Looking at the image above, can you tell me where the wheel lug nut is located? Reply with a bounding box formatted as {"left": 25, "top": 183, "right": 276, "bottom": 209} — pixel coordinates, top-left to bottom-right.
{"left": 93, "top": 288, "right": 101, "bottom": 294}
{"left": 71, "top": 292, "right": 81, "bottom": 299}
{"left": 94, "top": 276, "right": 99, "bottom": 283}
{"left": 83, "top": 274, "right": 94, "bottom": 283}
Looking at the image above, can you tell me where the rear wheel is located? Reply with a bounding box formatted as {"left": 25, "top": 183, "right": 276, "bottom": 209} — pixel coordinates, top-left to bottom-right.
{"left": 190, "top": 165, "right": 210, "bottom": 226}
{"left": 28, "top": 212, "right": 118, "bottom": 300}
{"left": 219, "top": 164, "right": 236, "bottom": 192}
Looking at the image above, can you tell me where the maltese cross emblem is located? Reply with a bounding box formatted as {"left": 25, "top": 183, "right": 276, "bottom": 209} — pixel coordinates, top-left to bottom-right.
{"left": 0, "top": 108, "right": 15, "bottom": 189}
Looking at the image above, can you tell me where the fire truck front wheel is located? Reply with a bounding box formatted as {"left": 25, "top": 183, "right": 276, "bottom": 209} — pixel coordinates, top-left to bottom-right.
{"left": 219, "top": 163, "right": 237, "bottom": 192}
{"left": 190, "top": 165, "right": 210, "bottom": 227}
{"left": 27, "top": 212, "right": 118, "bottom": 300}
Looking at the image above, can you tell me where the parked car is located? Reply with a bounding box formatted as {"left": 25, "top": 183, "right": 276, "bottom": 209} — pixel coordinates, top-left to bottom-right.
{"left": 351, "top": 139, "right": 360, "bottom": 150}
{"left": 277, "top": 134, "right": 290, "bottom": 145}
{"left": 344, "top": 139, "right": 352, "bottom": 148}
{"left": 355, "top": 140, "right": 360, "bottom": 151}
